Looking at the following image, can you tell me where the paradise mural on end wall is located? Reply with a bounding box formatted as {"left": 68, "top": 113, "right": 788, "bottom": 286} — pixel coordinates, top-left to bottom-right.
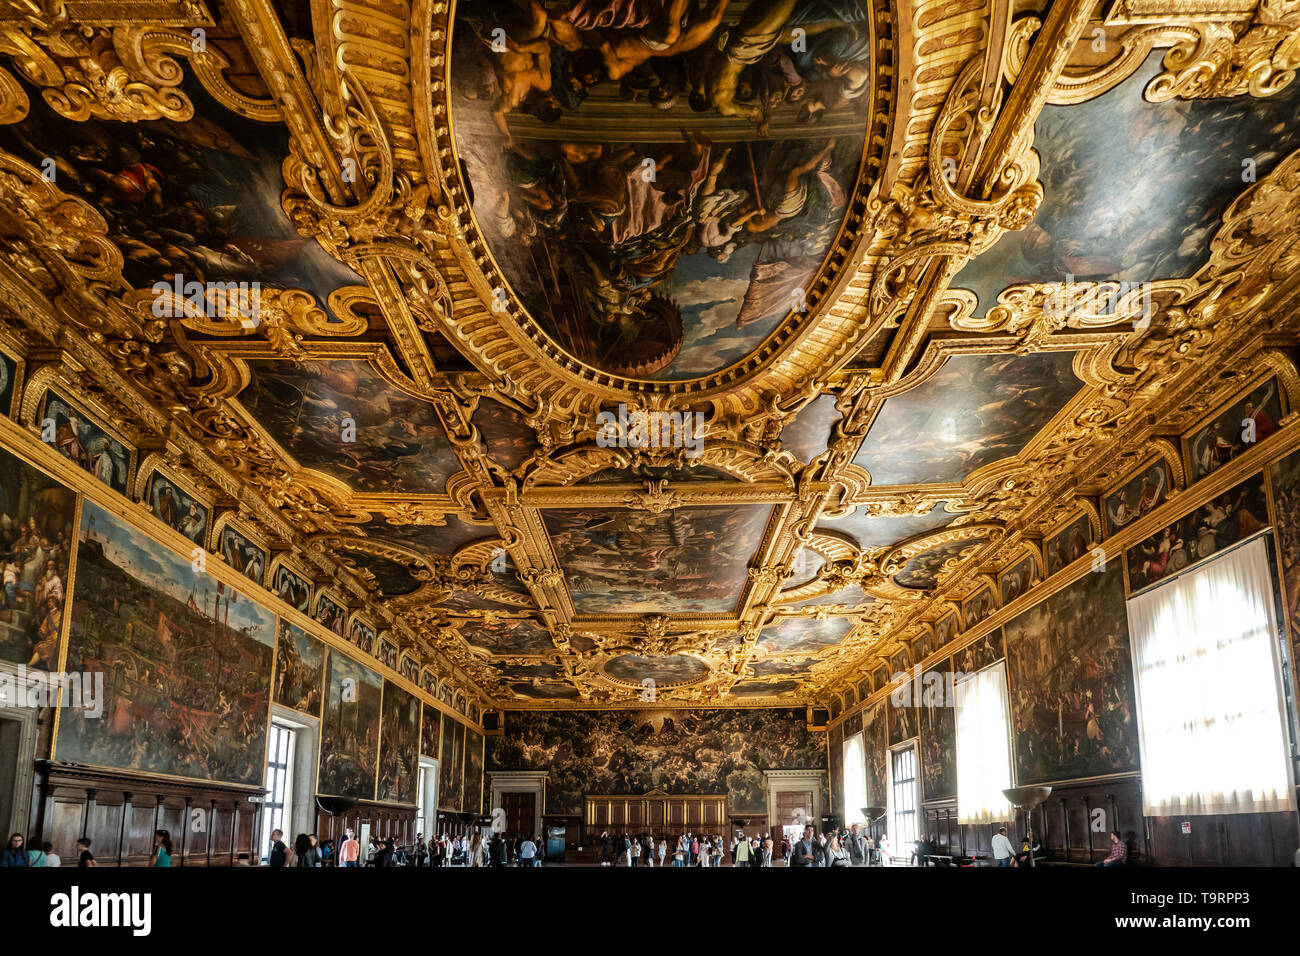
{"left": 58, "top": 501, "right": 276, "bottom": 786}
{"left": 486, "top": 708, "right": 826, "bottom": 816}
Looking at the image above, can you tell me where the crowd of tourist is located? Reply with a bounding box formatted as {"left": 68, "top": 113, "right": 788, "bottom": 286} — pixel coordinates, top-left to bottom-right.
{"left": 3, "top": 823, "right": 1096, "bottom": 868}
{"left": 259, "top": 828, "right": 548, "bottom": 867}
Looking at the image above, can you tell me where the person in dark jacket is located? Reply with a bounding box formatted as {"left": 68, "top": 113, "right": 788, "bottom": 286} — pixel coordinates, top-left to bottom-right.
{"left": 373, "top": 837, "right": 396, "bottom": 867}
{"left": 489, "top": 832, "right": 507, "bottom": 867}
{"left": 790, "top": 825, "right": 819, "bottom": 867}
{"left": 1, "top": 833, "right": 27, "bottom": 867}
{"left": 268, "top": 829, "right": 288, "bottom": 867}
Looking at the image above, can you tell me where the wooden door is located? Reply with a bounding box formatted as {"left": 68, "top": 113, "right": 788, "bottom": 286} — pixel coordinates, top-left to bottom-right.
{"left": 499, "top": 791, "right": 535, "bottom": 838}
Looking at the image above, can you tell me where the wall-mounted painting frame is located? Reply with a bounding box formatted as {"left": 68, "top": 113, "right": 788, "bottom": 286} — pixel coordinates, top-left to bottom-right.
{"left": 1043, "top": 508, "right": 1099, "bottom": 577}
{"left": 998, "top": 549, "right": 1038, "bottom": 606}
{"left": 348, "top": 614, "right": 377, "bottom": 655}
{"left": 0, "top": 334, "right": 24, "bottom": 421}
{"left": 214, "top": 513, "right": 269, "bottom": 588}
{"left": 31, "top": 382, "right": 134, "bottom": 498}
{"left": 1183, "top": 373, "right": 1287, "bottom": 485}
{"left": 137, "top": 458, "right": 213, "bottom": 551}
{"left": 1101, "top": 455, "right": 1173, "bottom": 539}
{"left": 961, "top": 583, "right": 997, "bottom": 628}
{"left": 313, "top": 588, "right": 349, "bottom": 638}
{"left": 268, "top": 556, "right": 313, "bottom": 615}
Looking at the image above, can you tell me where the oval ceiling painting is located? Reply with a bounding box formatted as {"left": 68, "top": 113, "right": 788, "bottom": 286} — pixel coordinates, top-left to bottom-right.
{"left": 604, "top": 653, "right": 710, "bottom": 685}
{"left": 450, "top": 0, "right": 874, "bottom": 380}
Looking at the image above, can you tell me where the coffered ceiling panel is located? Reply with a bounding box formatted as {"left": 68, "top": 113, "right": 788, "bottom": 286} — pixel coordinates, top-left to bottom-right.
{"left": 542, "top": 503, "right": 775, "bottom": 614}
{"left": 852, "top": 351, "right": 1084, "bottom": 485}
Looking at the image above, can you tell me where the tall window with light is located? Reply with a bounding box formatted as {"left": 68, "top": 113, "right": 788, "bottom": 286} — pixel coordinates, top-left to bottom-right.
{"left": 842, "top": 732, "right": 867, "bottom": 826}
{"left": 261, "top": 722, "right": 296, "bottom": 858}
{"left": 954, "top": 661, "right": 1013, "bottom": 825}
{"left": 1126, "top": 537, "right": 1295, "bottom": 816}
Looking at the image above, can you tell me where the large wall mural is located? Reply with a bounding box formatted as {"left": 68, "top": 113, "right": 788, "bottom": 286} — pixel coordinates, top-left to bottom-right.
{"left": 319, "top": 651, "right": 383, "bottom": 800}
{"left": 449, "top": 0, "right": 873, "bottom": 380}
{"left": 439, "top": 718, "right": 466, "bottom": 811}
{"left": 421, "top": 704, "right": 442, "bottom": 759}
{"left": 378, "top": 680, "right": 421, "bottom": 805}
{"left": 862, "top": 701, "right": 886, "bottom": 807}
{"left": 919, "top": 659, "right": 956, "bottom": 801}
{"left": 488, "top": 707, "right": 826, "bottom": 815}
{"left": 58, "top": 502, "right": 276, "bottom": 786}
{"left": 0, "top": 448, "right": 75, "bottom": 669}
{"left": 464, "top": 727, "right": 485, "bottom": 816}
{"left": 273, "top": 620, "right": 325, "bottom": 716}
{"left": 1003, "top": 564, "right": 1139, "bottom": 786}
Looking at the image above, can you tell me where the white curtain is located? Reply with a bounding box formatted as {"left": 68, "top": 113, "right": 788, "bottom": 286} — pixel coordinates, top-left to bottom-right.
{"left": 1126, "top": 536, "right": 1295, "bottom": 816}
{"left": 955, "top": 662, "right": 1013, "bottom": 825}
{"left": 843, "top": 732, "right": 867, "bottom": 826}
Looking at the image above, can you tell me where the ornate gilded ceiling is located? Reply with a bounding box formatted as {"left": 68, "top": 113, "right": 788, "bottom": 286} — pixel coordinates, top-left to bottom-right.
{"left": 0, "top": 0, "right": 1298, "bottom": 711}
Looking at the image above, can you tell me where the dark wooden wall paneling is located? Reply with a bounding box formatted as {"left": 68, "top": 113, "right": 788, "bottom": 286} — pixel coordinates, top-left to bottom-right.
{"left": 314, "top": 800, "right": 418, "bottom": 850}
{"left": 922, "top": 778, "right": 1300, "bottom": 865}
{"left": 34, "top": 763, "right": 260, "bottom": 866}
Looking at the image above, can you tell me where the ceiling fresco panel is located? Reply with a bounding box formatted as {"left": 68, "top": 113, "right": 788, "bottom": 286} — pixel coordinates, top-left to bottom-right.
{"left": 0, "top": 76, "right": 361, "bottom": 309}
{"left": 449, "top": 0, "right": 875, "bottom": 380}
{"left": 954, "top": 53, "right": 1300, "bottom": 313}
{"left": 853, "top": 352, "right": 1083, "bottom": 485}
{"left": 817, "top": 500, "right": 957, "bottom": 550}
{"left": 543, "top": 504, "right": 774, "bottom": 614}
{"left": 239, "top": 359, "right": 461, "bottom": 495}
{"left": 756, "top": 615, "right": 854, "bottom": 655}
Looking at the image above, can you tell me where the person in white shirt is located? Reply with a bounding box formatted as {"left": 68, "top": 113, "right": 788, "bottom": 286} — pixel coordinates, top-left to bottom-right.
{"left": 991, "top": 826, "right": 1016, "bottom": 867}
{"left": 519, "top": 836, "right": 536, "bottom": 866}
